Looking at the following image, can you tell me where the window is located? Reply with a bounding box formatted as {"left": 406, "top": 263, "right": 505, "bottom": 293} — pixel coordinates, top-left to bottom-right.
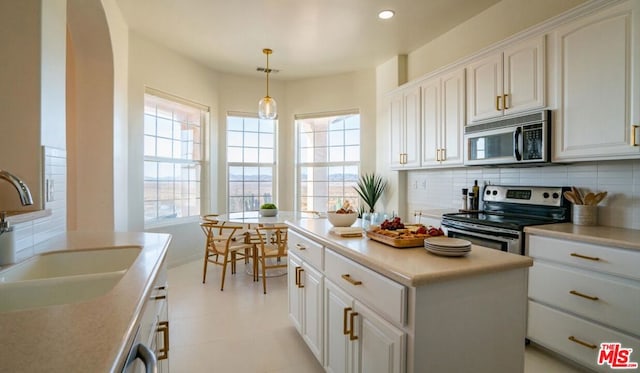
{"left": 143, "top": 89, "right": 206, "bottom": 225}
{"left": 296, "top": 112, "right": 360, "bottom": 212}
{"left": 227, "top": 114, "right": 276, "bottom": 213}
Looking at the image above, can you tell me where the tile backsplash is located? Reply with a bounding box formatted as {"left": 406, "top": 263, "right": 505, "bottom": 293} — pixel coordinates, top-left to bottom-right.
{"left": 407, "top": 159, "right": 640, "bottom": 230}
{"left": 13, "top": 147, "right": 67, "bottom": 261}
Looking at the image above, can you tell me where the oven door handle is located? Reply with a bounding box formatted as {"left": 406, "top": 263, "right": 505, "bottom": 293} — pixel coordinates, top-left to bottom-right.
{"left": 514, "top": 127, "right": 522, "bottom": 161}
{"left": 446, "top": 226, "right": 519, "bottom": 243}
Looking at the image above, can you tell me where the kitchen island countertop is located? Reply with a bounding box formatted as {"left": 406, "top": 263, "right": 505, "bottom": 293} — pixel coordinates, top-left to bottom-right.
{"left": 286, "top": 218, "right": 532, "bottom": 287}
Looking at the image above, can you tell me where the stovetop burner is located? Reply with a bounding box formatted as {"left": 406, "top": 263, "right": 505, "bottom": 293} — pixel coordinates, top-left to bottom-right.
{"left": 442, "top": 211, "right": 558, "bottom": 231}
{"left": 442, "top": 185, "right": 571, "bottom": 231}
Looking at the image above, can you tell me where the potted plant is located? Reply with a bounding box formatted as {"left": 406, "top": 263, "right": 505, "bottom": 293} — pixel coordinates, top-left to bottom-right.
{"left": 353, "top": 173, "right": 387, "bottom": 213}
{"left": 259, "top": 203, "right": 278, "bottom": 217}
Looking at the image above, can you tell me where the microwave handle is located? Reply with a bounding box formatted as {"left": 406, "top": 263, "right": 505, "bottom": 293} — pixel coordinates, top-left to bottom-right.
{"left": 514, "top": 127, "right": 522, "bottom": 161}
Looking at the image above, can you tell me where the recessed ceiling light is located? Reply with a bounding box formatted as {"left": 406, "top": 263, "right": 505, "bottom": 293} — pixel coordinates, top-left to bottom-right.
{"left": 378, "top": 10, "right": 395, "bottom": 20}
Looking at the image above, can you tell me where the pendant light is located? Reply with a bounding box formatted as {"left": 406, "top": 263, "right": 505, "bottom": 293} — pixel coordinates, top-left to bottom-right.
{"left": 258, "top": 48, "right": 277, "bottom": 119}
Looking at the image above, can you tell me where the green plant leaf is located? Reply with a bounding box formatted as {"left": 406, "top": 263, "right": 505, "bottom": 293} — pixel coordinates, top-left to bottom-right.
{"left": 353, "top": 173, "right": 387, "bottom": 213}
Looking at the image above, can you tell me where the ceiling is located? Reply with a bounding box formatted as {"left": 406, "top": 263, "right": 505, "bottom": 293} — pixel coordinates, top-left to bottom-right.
{"left": 115, "top": 0, "right": 501, "bottom": 80}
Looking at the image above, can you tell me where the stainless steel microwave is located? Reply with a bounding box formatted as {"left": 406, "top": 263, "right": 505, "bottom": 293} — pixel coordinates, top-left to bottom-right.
{"left": 464, "top": 110, "right": 550, "bottom": 166}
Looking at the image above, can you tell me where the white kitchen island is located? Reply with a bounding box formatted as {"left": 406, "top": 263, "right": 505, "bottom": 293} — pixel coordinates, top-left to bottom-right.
{"left": 286, "top": 218, "right": 533, "bottom": 373}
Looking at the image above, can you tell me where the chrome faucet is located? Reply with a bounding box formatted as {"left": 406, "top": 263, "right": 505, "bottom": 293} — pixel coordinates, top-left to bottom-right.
{"left": 0, "top": 170, "right": 34, "bottom": 235}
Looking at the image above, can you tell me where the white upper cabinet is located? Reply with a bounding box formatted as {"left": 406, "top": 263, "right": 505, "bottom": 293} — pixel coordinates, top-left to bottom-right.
{"left": 387, "top": 86, "right": 421, "bottom": 169}
{"left": 552, "top": 0, "right": 640, "bottom": 161}
{"left": 420, "top": 68, "right": 465, "bottom": 167}
{"left": 467, "top": 35, "right": 545, "bottom": 123}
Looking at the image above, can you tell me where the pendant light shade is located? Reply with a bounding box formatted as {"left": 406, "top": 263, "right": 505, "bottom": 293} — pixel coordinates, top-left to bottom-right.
{"left": 258, "top": 48, "right": 277, "bottom": 119}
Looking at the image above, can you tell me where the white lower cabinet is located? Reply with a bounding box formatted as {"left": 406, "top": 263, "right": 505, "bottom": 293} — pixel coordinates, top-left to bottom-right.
{"left": 527, "top": 234, "right": 640, "bottom": 371}
{"left": 324, "top": 279, "right": 405, "bottom": 373}
{"left": 288, "top": 252, "right": 324, "bottom": 363}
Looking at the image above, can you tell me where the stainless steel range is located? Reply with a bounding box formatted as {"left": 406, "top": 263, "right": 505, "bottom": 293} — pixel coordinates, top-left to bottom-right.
{"left": 441, "top": 185, "right": 571, "bottom": 255}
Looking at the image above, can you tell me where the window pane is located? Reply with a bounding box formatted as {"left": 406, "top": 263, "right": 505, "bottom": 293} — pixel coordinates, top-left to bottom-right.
{"left": 144, "top": 161, "right": 157, "bottom": 179}
{"left": 144, "top": 136, "right": 156, "bottom": 157}
{"left": 243, "top": 132, "right": 258, "bottom": 148}
{"left": 259, "top": 149, "right": 273, "bottom": 163}
{"left": 144, "top": 115, "right": 156, "bottom": 135}
{"left": 229, "top": 182, "right": 244, "bottom": 197}
{"left": 314, "top": 148, "right": 327, "bottom": 162}
{"left": 245, "top": 117, "right": 259, "bottom": 132}
{"left": 228, "top": 131, "right": 243, "bottom": 147}
{"left": 243, "top": 147, "right": 259, "bottom": 163}
{"left": 345, "top": 146, "right": 360, "bottom": 162}
{"left": 228, "top": 147, "right": 243, "bottom": 162}
{"left": 329, "top": 147, "right": 344, "bottom": 162}
{"left": 329, "top": 130, "right": 344, "bottom": 146}
{"left": 227, "top": 116, "right": 243, "bottom": 131}
{"left": 313, "top": 167, "right": 328, "bottom": 181}
{"left": 157, "top": 117, "right": 173, "bottom": 138}
{"left": 260, "top": 120, "right": 274, "bottom": 133}
{"left": 260, "top": 133, "right": 274, "bottom": 148}
{"left": 157, "top": 138, "right": 173, "bottom": 158}
{"left": 345, "top": 130, "right": 359, "bottom": 145}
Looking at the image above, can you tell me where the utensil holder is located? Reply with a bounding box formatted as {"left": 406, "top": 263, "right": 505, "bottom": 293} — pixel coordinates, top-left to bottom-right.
{"left": 572, "top": 205, "right": 597, "bottom": 226}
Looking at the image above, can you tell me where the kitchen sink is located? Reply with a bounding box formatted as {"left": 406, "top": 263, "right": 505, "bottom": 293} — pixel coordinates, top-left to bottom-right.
{"left": 0, "top": 247, "right": 141, "bottom": 282}
{"left": 0, "top": 271, "right": 125, "bottom": 312}
{"left": 0, "top": 247, "right": 141, "bottom": 312}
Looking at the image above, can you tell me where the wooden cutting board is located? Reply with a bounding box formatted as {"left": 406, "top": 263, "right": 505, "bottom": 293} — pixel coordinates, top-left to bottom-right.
{"left": 366, "top": 230, "right": 426, "bottom": 248}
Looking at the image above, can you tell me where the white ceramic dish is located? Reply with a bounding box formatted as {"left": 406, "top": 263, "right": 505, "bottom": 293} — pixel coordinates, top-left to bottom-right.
{"left": 327, "top": 211, "right": 358, "bottom": 227}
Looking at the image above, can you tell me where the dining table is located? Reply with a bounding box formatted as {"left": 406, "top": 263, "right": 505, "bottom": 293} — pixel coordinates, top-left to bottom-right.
{"left": 214, "top": 211, "right": 322, "bottom": 277}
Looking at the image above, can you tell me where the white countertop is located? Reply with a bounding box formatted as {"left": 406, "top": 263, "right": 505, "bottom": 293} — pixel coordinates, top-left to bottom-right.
{"left": 286, "top": 218, "right": 532, "bottom": 287}
{"left": 0, "top": 231, "right": 171, "bottom": 373}
{"left": 525, "top": 223, "right": 640, "bottom": 251}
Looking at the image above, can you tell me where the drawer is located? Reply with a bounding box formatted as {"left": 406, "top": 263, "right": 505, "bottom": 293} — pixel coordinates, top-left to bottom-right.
{"left": 529, "top": 261, "right": 640, "bottom": 336}
{"left": 288, "top": 230, "right": 323, "bottom": 270}
{"left": 528, "top": 301, "right": 640, "bottom": 372}
{"left": 528, "top": 235, "right": 640, "bottom": 281}
{"left": 324, "top": 248, "right": 407, "bottom": 325}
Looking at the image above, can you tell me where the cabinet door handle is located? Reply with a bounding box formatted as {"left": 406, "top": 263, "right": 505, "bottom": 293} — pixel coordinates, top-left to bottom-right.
{"left": 570, "top": 290, "right": 599, "bottom": 301}
{"left": 435, "top": 149, "right": 440, "bottom": 161}
{"left": 632, "top": 125, "right": 639, "bottom": 146}
{"left": 503, "top": 94, "right": 509, "bottom": 109}
{"left": 343, "top": 307, "right": 352, "bottom": 335}
{"left": 298, "top": 268, "right": 305, "bottom": 288}
{"left": 295, "top": 243, "right": 306, "bottom": 250}
{"left": 157, "top": 321, "right": 170, "bottom": 360}
{"left": 441, "top": 148, "right": 446, "bottom": 161}
{"left": 570, "top": 252, "right": 600, "bottom": 261}
{"left": 496, "top": 95, "right": 502, "bottom": 111}
{"left": 349, "top": 311, "right": 359, "bottom": 341}
{"left": 568, "top": 335, "right": 597, "bottom": 349}
{"left": 341, "top": 274, "right": 362, "bottom": 286}
{"left": 295, "top": 266, "right": 301, "bottom": 286}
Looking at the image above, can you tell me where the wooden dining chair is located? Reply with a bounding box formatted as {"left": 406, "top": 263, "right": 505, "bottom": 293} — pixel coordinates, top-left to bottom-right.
{"left": 200, "top": 222, "right": 253, "bottom": 291}
{"left": 254, "top": 225, "right": 288, "bottom": 294}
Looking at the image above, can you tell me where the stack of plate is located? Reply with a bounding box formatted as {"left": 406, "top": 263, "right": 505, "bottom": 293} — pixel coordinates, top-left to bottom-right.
{"left": 424, "top": 236, "right": 472, "bottom": 257}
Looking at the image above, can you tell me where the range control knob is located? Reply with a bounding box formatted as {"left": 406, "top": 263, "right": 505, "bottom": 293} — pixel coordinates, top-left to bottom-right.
{"left": 543, "top": 192, "right": 550, "bottom": 199}
{"left": 492, "top": 190, "right": 498, "bottom": 195}
{"left": 486, "top": 190, "right": 491, "bottom": 195}
{"left": 552, "top": 192, "right": 560, "bottom": 199}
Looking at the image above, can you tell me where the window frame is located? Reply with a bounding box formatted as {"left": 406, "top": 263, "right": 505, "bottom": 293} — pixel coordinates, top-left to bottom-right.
{"left": 225, "top": 112, "right": 277, "bottom": 214}
{"left": 143, "top": 88, "right": 208, "bottom": 228}
{"left": 295, "top": 110, "right": 361, "bottom": 213}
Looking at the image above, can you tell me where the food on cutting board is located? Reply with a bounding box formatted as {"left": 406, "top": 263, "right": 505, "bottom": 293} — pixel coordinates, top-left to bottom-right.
{"left": 372, "top": 217, "right": 444, "bottom": 239}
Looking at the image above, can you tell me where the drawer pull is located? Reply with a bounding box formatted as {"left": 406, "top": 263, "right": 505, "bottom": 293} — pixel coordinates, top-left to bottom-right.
{"left": 569, "top": 290, "right": 599, "bottom": 301}
{"left": 343, "top": 307, "right": 352, "bottom": 335}
{"left": 296, "top": 243, "right": 306, "bottom": 250}
{"left": 349, "top": 311, "right": 359, "bottom": 341}
{"left": 570, "top": 252, "right": 600, "bottom": 261}
{"left": 341, "top": 274, "right": 362, "bottom": 286}
{"left": 157, "top": 321, "right": 170, "bottom": 360}
{"left": 568, "top": 335, "right": 597, "bottom": 350}
{"left": 152, "top": 294, "right": 167, "bottom": 300}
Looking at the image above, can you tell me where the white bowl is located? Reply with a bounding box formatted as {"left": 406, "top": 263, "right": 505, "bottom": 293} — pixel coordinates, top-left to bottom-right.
{"left": 259, "top": 208, "right": 278, "bottom": 217}
{"left": 326, "top": 211, "right": 358, "bottom": 227}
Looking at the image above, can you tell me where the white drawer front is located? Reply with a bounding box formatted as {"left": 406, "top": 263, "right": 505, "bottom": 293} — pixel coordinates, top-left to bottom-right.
{"left": 528, "top": 301, "right": 640, "bottom": 372}
{"left": 288, "top": 230, "right": 323, "bottom": 271}
{"left": 528, "top": 235, "right": 640, "bottom": 281}
{"left": 529, "top": 261, "right": 640, "bottom": 336}
{"left": 324, "top": 248, "right": 407, "bottom": 325}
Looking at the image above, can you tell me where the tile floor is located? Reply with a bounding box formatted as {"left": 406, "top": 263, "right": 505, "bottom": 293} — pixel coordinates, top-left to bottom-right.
{"left": 168, "top": 259, "right": 586, "bottom": 373}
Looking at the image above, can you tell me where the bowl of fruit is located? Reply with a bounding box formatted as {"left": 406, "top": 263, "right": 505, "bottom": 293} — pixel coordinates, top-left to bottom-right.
{"left": 327, "top": 202, "right": 358, "bottom": 227}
